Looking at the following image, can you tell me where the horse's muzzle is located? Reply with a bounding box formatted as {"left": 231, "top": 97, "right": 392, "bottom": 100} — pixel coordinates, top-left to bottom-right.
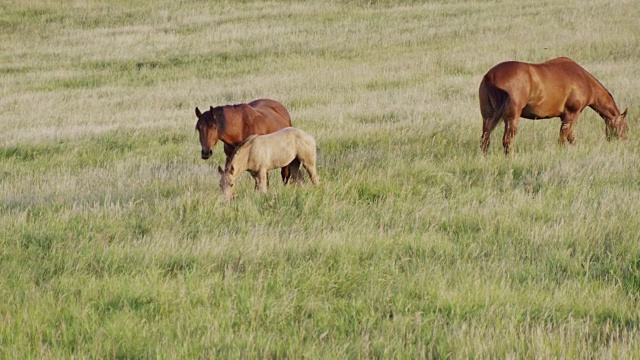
{"left": 201, "top": 149, "right": 212, "bottom": 160}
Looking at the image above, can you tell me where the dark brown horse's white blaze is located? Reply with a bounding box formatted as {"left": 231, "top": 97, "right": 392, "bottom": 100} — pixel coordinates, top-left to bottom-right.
{"left": 195, "top": 98, "right": 295, "bottom": 183}
{"left": 479, "top": 57, "right": 628, "bottom": 155}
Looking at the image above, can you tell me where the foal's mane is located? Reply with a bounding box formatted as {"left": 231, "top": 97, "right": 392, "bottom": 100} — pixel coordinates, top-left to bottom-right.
{"left": 234, "top": 135, "right": 258, "bottom": 153}
{"left": 227, "top": 134, "right": 258, "bottom": 165}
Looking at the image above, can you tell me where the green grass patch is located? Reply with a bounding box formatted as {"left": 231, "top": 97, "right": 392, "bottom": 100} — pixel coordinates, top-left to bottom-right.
{"left": 2, "top": 0, "right": 640, "bottom": 357}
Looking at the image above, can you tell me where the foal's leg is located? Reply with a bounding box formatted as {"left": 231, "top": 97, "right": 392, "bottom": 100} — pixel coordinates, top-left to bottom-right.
{"left": 305, "top": 164, "right": 320, "bottom": 185}
{"left": 302, "top": 156, "right": 320, "bottom": 185}
{"left": 234, "top": 143, "right": 270, "bottom": 186}
{"left": 250, "top": 171, "right": 260, "bottom": 191}
{"left": 256, "top": 169, "right": 269, "bottom": 193}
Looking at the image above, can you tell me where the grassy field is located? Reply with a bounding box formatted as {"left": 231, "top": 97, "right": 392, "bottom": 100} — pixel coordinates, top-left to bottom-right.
{"left": 1, "top": 0, "right": 640, "bottom": 357}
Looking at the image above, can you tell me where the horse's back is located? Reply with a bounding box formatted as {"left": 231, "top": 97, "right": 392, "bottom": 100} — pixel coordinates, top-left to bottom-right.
{"left": 219, "top": 99, "right": 292, "bottom": 143}
{"left": 267, "top": 127, "right": 315, "bottom": 146}
{"left": 537, "top": 57, "right": 591, "bottom": 80}
{"left": 504, "top": 58, "right": 592, "bottom": 88}
{"left": 287, "top": 127, "right": 316, "bottom": 149}
{"left": 540, "top": 56, "right": 580, "bottom": 68}
{"left": 248, "top": 127, "right": 297, "bottom": 151}
{"left": 247, "top": 99, "right": 292, "bottom": 126}
{"left": 484, "top": 57, "right": 586, "bottom": 85}
{"left": 482, "top": 58, "right": 595, "bottom": 108}
{"left": 266, "top": 127, "right": 316, "bottom": 157}
{"left": 482, "top": 61, "right": 535, "bottom": 91}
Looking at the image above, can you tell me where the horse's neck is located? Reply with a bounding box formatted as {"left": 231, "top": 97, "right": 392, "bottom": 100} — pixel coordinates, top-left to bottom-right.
{"left": 589, "top": 80, "right": 620, "bottom": 121}
{"left": 217, "top": 105, "right": 244, "bottom": 145}
{"left": 213, "top": 105, "right": 234, "bottom": 145}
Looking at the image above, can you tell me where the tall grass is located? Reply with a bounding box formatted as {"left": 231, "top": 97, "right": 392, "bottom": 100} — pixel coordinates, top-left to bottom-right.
{"left": 1, "top": 0, "right": 639, "bottom": 357}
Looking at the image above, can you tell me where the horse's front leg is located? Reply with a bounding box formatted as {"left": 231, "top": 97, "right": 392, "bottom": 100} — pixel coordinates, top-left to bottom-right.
{"left": 280, "top": 166, "right": 290, "bottom": 185}
{"left": 559, "top": 112, "right": 579, "bottom": 145}
{"left": 223, "top": 143, "right": 235, "bottom": 167}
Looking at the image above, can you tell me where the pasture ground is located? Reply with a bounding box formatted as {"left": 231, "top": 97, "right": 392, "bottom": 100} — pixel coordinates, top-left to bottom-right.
{"left": 1, "top": 0, "right": 639, "bottom": 357}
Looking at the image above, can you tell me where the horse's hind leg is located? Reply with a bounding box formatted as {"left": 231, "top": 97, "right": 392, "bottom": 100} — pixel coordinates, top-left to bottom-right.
{"left": 480, "top": 88, "right": 503, "bottom": 155}
{"left": 502, "top": 115, "right": 520, "bottom": 155}
{"left": 282, "top": 158, "right": 300, "bottom": 185}
{"left": 482, "top": 116, "right": 501, "bottom": 154}
{"left": 289, "top": 159, "right": 302, "bottom": 185}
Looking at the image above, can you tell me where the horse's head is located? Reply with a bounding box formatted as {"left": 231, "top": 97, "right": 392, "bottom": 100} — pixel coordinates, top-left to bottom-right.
{"left": 218, "top": 165, "right": 237, "bottom": 201}
{"left": 195, "top": 106, "right": 220, "bottom": 160}
{"left": 606, "top": 109, "right": 629, "bottom": 141}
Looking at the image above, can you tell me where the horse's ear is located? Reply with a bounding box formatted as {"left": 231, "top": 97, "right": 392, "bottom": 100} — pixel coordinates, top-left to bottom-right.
{"left": 217, "top": 165, "right": 224, "bottom": 175}
{"left": 195, "top": 107, "right": 202, "bottom": 118}
{"left": 622, "top": 108, "right": 628, "bottom": 118}
{"left": 229, "top": 164, "right": 235, "bottom": 175}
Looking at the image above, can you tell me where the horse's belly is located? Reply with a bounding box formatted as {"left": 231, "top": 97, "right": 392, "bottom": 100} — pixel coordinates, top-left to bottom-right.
{"left": 521, "top": 105, "right": 559, "bottom": 120}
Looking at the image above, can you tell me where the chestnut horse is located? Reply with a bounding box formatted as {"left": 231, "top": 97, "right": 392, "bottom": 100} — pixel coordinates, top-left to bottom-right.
{"left": 195, "top": 98, "right": 295, "bottom": 183}
{"left": 479, "top": 57, "right": 628, "bottom": 155}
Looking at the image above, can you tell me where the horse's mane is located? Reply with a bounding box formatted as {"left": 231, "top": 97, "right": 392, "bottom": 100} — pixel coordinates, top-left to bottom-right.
{"left": 210, "top": 106, "right": 227, "bottom": 136}
{"left": 575, "top": 63, "right": 615, "bottom": 103}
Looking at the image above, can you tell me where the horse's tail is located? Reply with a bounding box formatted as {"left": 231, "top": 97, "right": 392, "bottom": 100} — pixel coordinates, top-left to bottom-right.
{"left": 480, "top": 75, "right": 510, "bottom": 153}
{"left": 480, "top": 75, "right": 510, "bottom": 127}
{"left": 491, "top": 87, "right": 510, "bottom": 124}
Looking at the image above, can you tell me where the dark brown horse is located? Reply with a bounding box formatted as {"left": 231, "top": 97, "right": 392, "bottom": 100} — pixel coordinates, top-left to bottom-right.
{"left": 479, "top": 57, "right": 628, "bottom": 155}
{"left": 195, "top": 98, "right": 295, "bottom": 183}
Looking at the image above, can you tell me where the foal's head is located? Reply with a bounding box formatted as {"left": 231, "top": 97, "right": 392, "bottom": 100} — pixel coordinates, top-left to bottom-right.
{"left": 217, "top": 165, "right": 237, "bottom": 201}
{"left": 195, "top": 106, "right": 220, "bottom": 160}
{"left": 606, "top": 109, "right": 629, "bottom": 141}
